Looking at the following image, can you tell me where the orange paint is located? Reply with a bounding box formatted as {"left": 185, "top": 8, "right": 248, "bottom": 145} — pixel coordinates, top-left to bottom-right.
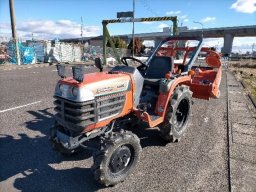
{"left": 56, "top": 42, "right": 222, "bottom": 132}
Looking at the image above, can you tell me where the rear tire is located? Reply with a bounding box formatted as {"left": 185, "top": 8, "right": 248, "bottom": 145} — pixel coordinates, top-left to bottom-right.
{"left": 92, "top": 131, "right": 141, "bottom": 186}
{"left": 159, "top": 85, "right": 192, "bottom": 142}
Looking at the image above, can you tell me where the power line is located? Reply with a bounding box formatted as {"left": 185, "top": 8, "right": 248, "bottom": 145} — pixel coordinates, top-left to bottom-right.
{"left": 138, "top": 0, "right": 173, "bottom": 33}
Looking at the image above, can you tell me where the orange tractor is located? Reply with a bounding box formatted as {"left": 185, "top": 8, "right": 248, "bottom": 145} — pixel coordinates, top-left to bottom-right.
{"left": 50, "top": 36, "right": 222, "bottom": 186}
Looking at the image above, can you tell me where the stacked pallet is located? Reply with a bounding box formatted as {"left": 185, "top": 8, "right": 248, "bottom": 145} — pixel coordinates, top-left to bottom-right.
{"left": 49, "top": 42, "right": 82, "bottom": 63}
{"left": 6, "top": 41, "right": 17, "bottom": 63}
{"left": 27, "top": 41, "right": 47, "bottom": 63}
{"left": 73, "top": 46, "right": 82, "bottom": 62}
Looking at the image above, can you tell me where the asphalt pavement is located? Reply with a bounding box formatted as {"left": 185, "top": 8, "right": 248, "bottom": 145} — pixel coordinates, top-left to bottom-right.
{"left": 0, "top": 64, "right": 235, "bottom": 192}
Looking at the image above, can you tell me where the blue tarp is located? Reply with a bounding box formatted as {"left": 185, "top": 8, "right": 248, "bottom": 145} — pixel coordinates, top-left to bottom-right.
{"left": 21, "top": 46, "right": 35, "bottom": 64}
{"left": 7, "top": 41, "right": 35, "bottom": 64}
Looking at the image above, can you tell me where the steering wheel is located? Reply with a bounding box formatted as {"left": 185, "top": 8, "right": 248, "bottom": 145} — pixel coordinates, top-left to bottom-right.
{"left": 121, "top": 57, "right": 148, "bottom": 70}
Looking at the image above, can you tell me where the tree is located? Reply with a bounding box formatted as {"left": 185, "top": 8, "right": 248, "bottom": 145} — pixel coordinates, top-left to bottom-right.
{"left": 128, "top": 38, "right": 144, "bottom": 55}
{"left": 106, "top": 37, "right": 127, "bottom": 49}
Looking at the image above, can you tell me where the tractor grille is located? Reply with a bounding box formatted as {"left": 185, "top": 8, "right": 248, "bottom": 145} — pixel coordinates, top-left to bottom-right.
{"left": 96, "top": 92, "right": 125, "bottom": 121}
{"left": 54, "top": 92, "right": 125, "bottom": 132}
{"left": 54, "top": 98, "right": 96, "bottom": 132}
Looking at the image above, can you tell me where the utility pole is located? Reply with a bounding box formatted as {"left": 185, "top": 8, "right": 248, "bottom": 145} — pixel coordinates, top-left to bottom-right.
{"left": 193, "top": 21, "right": 204, "bottom": 38}
{"left": 132, "top": 0, "right": 135, "bottom": 57}
{"left": 81, "top": 16, "right": 84, "bottom": 43}
{"left": 81, "top": 16, "right": 85, "bottom": 62}
{"left": 251, "top": 43, "right": 255, "bottom": 65}
{"left": 9, "top": 0, "right": 20, "bottom": 65}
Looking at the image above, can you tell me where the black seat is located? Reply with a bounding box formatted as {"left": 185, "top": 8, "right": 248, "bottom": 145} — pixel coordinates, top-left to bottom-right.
{"left": 144, "top": 56, "right": 174, "bottom": 85}
{"left": 145, "top": 56, "right": 173, "bottom": 79}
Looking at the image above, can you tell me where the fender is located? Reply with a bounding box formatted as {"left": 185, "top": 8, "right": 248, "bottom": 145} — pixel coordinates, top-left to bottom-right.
{"left": 155, "top": 75, "right": 191, "bottom": 117}
{"left": 133, "top": 75, "right": 192, "bottom": 128}
{"left": 210, "top": 66, "right": 222, "bottom": 98}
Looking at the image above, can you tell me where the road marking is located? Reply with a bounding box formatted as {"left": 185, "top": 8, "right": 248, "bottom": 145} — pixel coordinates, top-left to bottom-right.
{"left": 0, "top": 101, "right": 42, "bottom": 113}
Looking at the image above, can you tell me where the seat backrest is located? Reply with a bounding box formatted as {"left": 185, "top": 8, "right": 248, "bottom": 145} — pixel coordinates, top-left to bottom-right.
{"left": 145, "top": 56, "right": 174, "bottom": 79}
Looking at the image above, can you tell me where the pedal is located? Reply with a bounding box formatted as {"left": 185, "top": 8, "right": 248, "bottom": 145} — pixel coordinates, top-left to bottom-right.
{"left": 137, "top": 103, "right": 151, "bottom": 112}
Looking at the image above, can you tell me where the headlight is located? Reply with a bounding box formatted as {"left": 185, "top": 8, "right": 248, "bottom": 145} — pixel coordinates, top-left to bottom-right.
{"left": 72, "top": 87, "right": 78, "bottom": 97}
{"left": 59, "top": 83, "right": 64, "bottom": 93}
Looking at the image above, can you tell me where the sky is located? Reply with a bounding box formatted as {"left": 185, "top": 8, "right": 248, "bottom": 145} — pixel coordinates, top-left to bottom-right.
{"left": 0, "top": 0, "right": 256, "bottom": 52}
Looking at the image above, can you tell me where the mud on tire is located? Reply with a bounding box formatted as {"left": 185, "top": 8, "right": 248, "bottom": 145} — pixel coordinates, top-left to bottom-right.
{"left": 159, "top": 85, "right": 192, "bottom": 142}
{"left": 92, "top": 131, "right": 141, "bottom": 186}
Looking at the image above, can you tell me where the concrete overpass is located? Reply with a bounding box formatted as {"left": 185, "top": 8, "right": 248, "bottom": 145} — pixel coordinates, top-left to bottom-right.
{"left": 180, "top": 25, "right": 256, "bottom": 54}
{"left": 130, "top": 25, "right": 256, "bottom": 54}
{"left": 60, "top": 25, "right": 256, "bottom": 55}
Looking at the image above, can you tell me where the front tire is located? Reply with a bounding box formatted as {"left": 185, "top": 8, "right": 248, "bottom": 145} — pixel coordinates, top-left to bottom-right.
{"left": 159, "top": 85, "right": 192, "bottom": 142}
{"left": 92, "top": 131, "right": 141, "bottom": 186}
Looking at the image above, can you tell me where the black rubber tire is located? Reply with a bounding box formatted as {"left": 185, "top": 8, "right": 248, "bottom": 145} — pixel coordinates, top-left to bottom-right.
{"left": 159, "top": 85, "right": 192, "bottom": 142}
{"left": 92, "top": 131, "right": 141, "bottom": 186}
{"left": 49, "top": 125, "right": 80, "bottom": 156}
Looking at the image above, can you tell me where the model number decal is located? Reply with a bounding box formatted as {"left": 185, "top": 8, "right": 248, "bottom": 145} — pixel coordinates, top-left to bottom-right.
{"left": 94, "top": 81, "right": 129, "bottom": 96}
{"left": 117, "top": 83, "right": 125, "bottom": 89}
{"left": 96, "top": 87, "right": 114, "bottom": 94}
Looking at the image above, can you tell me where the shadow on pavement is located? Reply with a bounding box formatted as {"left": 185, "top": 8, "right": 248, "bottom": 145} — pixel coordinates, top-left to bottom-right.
{"left": 0, "top": 108, "right": 103, "bottom": 192}
{"left": 24, "top": 108, "right": 54, "bottom": 135}
{"left": 126, "top": 123, "right": 168, "bottom": 148}
{"left": 0, "top": 108, "right": 170, "bottom": 191}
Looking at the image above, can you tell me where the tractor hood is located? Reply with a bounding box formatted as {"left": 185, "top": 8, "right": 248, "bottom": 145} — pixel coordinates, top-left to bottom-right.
{"left": 54, "top": 72, "right": 131, "bottom": 102}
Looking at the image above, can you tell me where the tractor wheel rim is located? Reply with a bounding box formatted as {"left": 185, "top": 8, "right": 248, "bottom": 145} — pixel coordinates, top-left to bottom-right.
{"left": 174, "top": 98, "right": 189, "bottom": 132}
{"left": 109, "top": 145, "right": 132, "bottom": 174}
